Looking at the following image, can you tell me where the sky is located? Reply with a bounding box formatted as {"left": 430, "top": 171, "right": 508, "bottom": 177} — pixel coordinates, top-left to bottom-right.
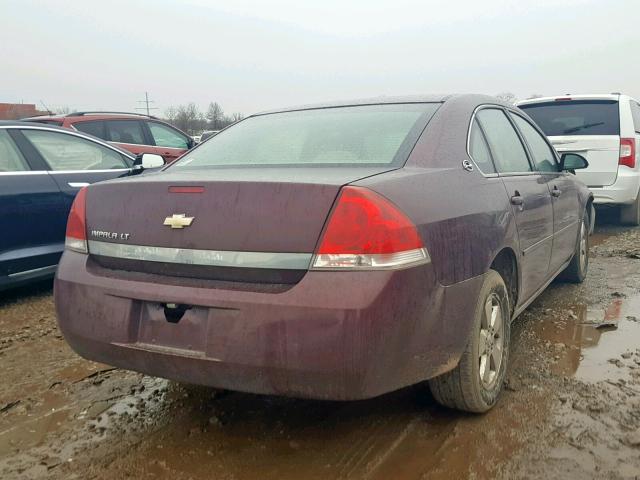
{"left": 1, "top": 0, "right": 639, "bottom": 117}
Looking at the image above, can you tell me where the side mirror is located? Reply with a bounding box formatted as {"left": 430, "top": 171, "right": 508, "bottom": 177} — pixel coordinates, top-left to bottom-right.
{"left": 133, "top": 153, "right": 165, "bottom": 172}
{"left": 560, "top": 153, "right": 589, "bottom": 172}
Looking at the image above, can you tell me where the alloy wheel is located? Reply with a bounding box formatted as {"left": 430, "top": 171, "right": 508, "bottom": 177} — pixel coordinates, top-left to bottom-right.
{"left": 479, "top": 293, "right": 504, "bottom": 389}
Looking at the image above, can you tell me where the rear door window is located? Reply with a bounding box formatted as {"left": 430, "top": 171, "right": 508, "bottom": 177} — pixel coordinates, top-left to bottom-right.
{"left": 0, "top": 130, "right": 30, "bottom": 172}
{"left": 106, "top": 120, "right": 146, "bottom": 145}
{"left": 510, "top": 114, "right": 559, "bottom": 173}
{"left": 519, "top": 100, "right": 620, "bottom": 136}
{"left": 468, "top": 121, "right": 495, "bottom": 173}
{"left": 476, "top": 109, "right": 532, "bottom": 174}
{"left": 630, "top": 101, "right": 640, "bottom": 134}
{"left": 148, "top": 122, "right": 189, "bottom": 149}
{"left": 73, "top": 120, "right": 106, "bottom": 139}
{"left": 21, "top": 130, "right": 130, "bottom": 171}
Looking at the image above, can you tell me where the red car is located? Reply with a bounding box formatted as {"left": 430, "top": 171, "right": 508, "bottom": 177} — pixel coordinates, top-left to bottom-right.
{"left": 54, "top": 95, "right": 593, "bottom": 412}
{"left": 23, "top": 112, "right": 194, "bottom": 163}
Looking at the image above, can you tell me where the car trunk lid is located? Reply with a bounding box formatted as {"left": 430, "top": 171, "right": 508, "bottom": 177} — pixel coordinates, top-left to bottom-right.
{"left": 85, "top": 166, "right": 397, "bottom": 283}
{"left": 550, "top": 135, "right": 621, "bottom": 186}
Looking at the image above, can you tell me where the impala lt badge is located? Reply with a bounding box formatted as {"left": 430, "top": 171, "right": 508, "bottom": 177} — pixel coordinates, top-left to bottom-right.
{"left": 91, "top": 230, "right": 130, "bottom": 241}
{"left": 163, "top": 214, "right": 194, "bottom": 229}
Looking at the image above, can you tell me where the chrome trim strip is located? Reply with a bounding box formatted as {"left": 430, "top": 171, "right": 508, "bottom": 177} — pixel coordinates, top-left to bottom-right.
{"left": 0, "top": 169, "right": 129, "bottom": 176}
{"left": 88, "top": 240, "right": 312, "bottom": 270}
{"left": 68, "top": 182, "right": 91, "bottom": 188}
{"left": 8, "top": 265, "right": 57, "bottom": 278}
{"left": 522, "top": 234, "right": 553, "bottom": 255}
{"left": 0, "top": 171, "right": 49, "bottom": 176}
{"left": 50, "top": 169, "right": 130, "bottom": 174}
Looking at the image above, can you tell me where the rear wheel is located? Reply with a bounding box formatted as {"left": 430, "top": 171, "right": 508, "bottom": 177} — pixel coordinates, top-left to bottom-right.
{"left": 559, "top": 211, "right": 589, "bottom": 283}
{"left": 620, "top": 194, "right": 640, "bottom": 226}
{"left": 428, "top": 270, "right": 510, "bottom": 413}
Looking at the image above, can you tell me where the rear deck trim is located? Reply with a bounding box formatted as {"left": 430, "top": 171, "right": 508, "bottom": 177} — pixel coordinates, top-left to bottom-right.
{"left": 87, "top": 240, "right": 312, "bottom": 270}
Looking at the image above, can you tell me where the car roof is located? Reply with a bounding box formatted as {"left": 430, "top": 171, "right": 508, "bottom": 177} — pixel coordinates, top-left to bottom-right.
{"left": 22, "top": 112, "right": 160, "bottom": 122}
{"left": 254, "top": 94, "right": 507, "bottom": 116}
{"left": 517, "top": 93, "right": 626, "bottom": 106}
{"left": 0, "top": 120, "right": 135, "bottom": 158}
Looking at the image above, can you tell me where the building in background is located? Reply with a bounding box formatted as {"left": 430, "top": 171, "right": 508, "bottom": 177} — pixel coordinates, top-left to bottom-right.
{"left": 0, "top": 103, "right": 50, "bottom": 120}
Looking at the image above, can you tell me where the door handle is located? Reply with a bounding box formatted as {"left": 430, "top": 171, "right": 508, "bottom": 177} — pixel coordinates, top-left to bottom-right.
{"left": 68, "top": 182, "right": 90, "bottom": 188}
{"left": 551, "top": 186, "right": 562, "bottom": 197}
{"left": 510, "top": 194, "right": 524, "bottom": 206}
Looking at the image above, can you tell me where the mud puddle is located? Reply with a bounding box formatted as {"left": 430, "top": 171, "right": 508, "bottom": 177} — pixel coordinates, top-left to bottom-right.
{"left": 536, "top": 293, "right": 640, "bottom": 382}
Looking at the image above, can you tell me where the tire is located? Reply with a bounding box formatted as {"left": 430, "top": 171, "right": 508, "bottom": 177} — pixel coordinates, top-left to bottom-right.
{"left": 559, "top": 211, "right": 589, "bottom": 283}
{"left": 428, "top": 270, "right": 510, "bottom": 413}
{"left": 620, "top": 194, "right": 640, "bottom": 226}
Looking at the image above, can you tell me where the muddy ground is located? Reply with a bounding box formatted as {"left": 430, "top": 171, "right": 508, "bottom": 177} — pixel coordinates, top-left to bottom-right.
{"left": 1, "top": 209, "right": 639, "bottom": 479}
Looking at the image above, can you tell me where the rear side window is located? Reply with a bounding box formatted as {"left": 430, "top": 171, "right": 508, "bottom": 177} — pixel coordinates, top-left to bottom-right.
{"left": 476, "top": 109, "right": 532, "bottom": 174}
{"left": 22, "top": 130, "right": 130, "bottom": 171}
{"left": 511, "top": 114, "right": 559, "bottom": 173}
{"left": 630, "top": 101, "right": 640, "bottom": 134}
{"left": 148, "top": 122, "right": 189, "bottom": 149}
{"left": 519, "top": 100, "right": 620, "bottom": 136}
{"left": 73, "top": 120, "right": 106, "bottom": 139}
{"left": 468, "top": 121, "right": 495, "bottom": 173}
{"left": 171, "top": 103, "right": 440, "bottom": 169}
{"left": 106, "top": 120, "right": 145, "bottom": 145}
{"left": 0, "top": 130, "right": 30, "bottom": 172}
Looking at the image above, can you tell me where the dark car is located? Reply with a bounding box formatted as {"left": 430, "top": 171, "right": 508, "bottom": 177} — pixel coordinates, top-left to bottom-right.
{"left": 22, "top": 112, "right": 195, "bottom": 163}
{"left": 54, "top": 95, "right": 593, "bottom": 412}
{"left": 0, "top": 121, "right": 163, "bottom": 290}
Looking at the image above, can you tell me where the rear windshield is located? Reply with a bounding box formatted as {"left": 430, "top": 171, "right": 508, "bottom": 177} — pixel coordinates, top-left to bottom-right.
{"left": 171, "top": 103, "right": 439, "bottom": 169}
{"left": 519, "top": 100, "right": 620, "bottom": 136}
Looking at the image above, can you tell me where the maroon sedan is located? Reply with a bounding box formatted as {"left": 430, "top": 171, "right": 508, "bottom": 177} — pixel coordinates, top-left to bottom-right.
{"left": 55, "top": 95, "right": 593, "bottom": 412}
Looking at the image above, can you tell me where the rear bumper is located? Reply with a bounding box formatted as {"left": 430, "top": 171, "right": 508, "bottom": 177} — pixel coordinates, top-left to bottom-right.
{"left": 589, "top": 167, "right": 640, "bottom": 205}
{"left": 54, "top": 251, "right": 484, "bottom": 400}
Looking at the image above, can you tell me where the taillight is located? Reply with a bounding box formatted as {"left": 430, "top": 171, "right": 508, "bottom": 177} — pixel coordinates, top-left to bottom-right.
{"left": 620, "top": 138, "right": 636, "bottom": 168}
{"left": 312, "top": 186, "right": 430, "bottom": 270}
{"left": 65, "top": 187, "right": 88, "bottom": 253}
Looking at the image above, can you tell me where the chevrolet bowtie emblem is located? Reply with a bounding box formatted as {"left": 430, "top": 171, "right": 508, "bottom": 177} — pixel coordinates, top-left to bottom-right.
{"left": 163, "top": 214, "right": 194, "bottom": 229}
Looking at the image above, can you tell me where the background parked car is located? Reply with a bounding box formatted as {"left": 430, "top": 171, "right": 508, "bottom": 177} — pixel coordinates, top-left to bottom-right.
{"left": 200, "top": 130, "right": 219, "bottom": 141}
{"left": 0, "top": 121, "right": 162, "bottom": 290}
{"left": 23, "top": 112, "right": 195, "bottom": 163}
{"left": 55, "top": 95, "right": 592, "bottom": 413}
{"left": 517, "top": 94, "right": 640, "bottom": 225}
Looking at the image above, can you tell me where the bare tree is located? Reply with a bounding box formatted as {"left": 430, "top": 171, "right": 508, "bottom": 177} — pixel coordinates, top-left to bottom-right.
{"left": 495, "top": 92, "right": 518, "bottom": 105}
{"left": 164, "top": 106, "right": 178, "bottom": 123}
{"left": 163, "top": 102, "right": 244, "bottom": 133}
{"left": 172, "top": 103, "right": 205, "bottom": 134}
{"left": 230, "top": 112, "right": 245, "bottom": 123}
{"left": 52, "top": 106, "right": 71, "bottom": 115}
{"left": 206, "top": 102, "right": 225, "bottom": 130}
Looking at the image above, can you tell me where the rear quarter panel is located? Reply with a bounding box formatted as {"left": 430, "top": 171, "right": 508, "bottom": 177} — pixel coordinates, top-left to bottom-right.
{"left": 357, "top": 167, "right": 517, "bottom": 286}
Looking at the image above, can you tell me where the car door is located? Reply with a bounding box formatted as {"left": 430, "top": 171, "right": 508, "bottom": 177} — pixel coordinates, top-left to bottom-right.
{"left": 510, "top": 112, "right": 581, "bottom": 273}
{"left": 17, "top": 128, "right": 133, "bottom": 214}
{"left": 144, "top": 121, "right": 191, "bottom": 162}
{"left": 103, "top": 119, "right": 149, "bottom": 157}
{"left": 0, "top": 129, "right": 65, "bottom": 284}
{"left": 476, "top": 108, "right": 554, "bottom": 301}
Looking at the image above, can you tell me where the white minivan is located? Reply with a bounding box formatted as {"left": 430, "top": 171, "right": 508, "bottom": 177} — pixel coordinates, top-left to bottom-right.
{"left": 518, "top": 94, "right": 640, "bottom": 225}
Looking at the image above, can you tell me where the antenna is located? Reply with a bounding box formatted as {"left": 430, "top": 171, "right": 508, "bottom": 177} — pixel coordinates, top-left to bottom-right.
{"left": 39, "top": 100, "right": 53, "bottom": 115}
{"left": 136, "top": 92, "right": 158, "bottom": 116}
